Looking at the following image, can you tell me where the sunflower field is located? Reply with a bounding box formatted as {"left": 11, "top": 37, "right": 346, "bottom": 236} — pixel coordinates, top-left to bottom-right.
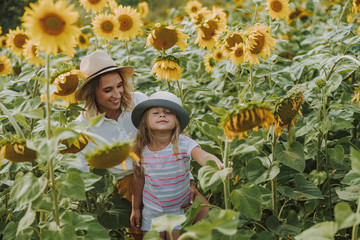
{"left": 1, "top": 0, "right": 360, "bottom": 239}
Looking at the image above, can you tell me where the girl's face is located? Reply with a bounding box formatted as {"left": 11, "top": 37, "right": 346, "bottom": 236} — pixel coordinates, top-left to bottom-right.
{"left": 147, "top": 107, "right": 176, "bottom": 132}
{"left": 95, "top": 71, "right": 124, "bottom": 115}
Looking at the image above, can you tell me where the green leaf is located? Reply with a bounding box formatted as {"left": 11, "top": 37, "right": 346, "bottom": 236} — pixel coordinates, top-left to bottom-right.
{"left": 89, "top": 113, "right": 105, "bottom": 128}
{"left": 196, "top": 121, "right": 226, "bottom": 143}
{"left": 295, "top": 221, "right": 337, "bottom": 240}
{"left": 336, "top": 185, "right": 360, "bottom": 202}
{"left": 143, "top": 230, "right": 162, "bottom": 240}
{"left": 334, "top": 202, "right": 360, "bottom": 230}
{"left": 330, "top": 118, "right": 354, "bottom": 132}
{"left": 230, "top": 183, "right": 262, "bottom": 220}
{"left": 274, "top": 141, "right": 305, "bottom": 172}
{"left": 198, "top": 160, "right": 232, "bottom": 192}
{"left": 351, "top": 147, "right": 360, "bottom": 175}
{"left": 182, "top": 196, "right": 209, "bottom": 228}
{"left": 57, "top": 172, "right": 86, "bottom": 200}
{"left": 294, "top": 175, "right": 323, "bottom": 200}
{"left": 10, "top": 172, "right": 47, "bottom": 210}
{"left": 328, "top": 145, "right": 345, "bottom": 169}
{"left": 246, "top": 159, "right": 280, "bottom": 184}
{"left": 3, "top": 222, "right": 16, "bottom": 240}
{"left": 22, "top": 108, "right": 44, "bottom": 119}
{"left": 208, "top": 105, "right": 228, "bottom": 117}
{"left": 17, "top": 205, "right": 35, "bottom": 233}
{"left": 67, "top": 168, "right": 102, "bottom": 191}
{"left": 13, "top": 114, "right": 28, "bottom": 127}
{"left": 152, "top": 214, "right": 186, "bottom": 233}
{"left": 308, "top": 170, "right": 327, "bottom": 185}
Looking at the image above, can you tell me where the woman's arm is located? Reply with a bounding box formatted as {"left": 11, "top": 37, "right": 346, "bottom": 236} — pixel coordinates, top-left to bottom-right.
{"left": 130, "top": 171, "right": 144, "bottom": 230}
{"left": 191, "top": 146, "right": 224, "bottom": 169}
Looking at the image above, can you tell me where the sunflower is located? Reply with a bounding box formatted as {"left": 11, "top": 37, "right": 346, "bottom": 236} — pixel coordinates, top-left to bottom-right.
{"left": 77, "top": 33, "right": 91, "bottom": 49}
{"left": 114, "top": 5, "right": 142, "bottom": 41}
{"left": 266, "top": 0, "right": 290, "bottom": 20}
{"left": 0, "top": 142, "right": 37, "bottom": 162}
{"left": 244, "top": 24, "right": 276, "bottom": 65}
{"left": 151, "top": 55, "right": 182, "bottom": 81}
{"left": 22, "top": 0, "right": 80, "bottom": 55}
{"left": 146, "top": 23, "right": 189, "bottom": 51}
{"left": 59, "top": 134, "right": 95, "bottom": 154}
{"left": 0, "top": 36, "right": 7, "bottom": 49}
{"left": 79, "top": 0, "right": 107, "bottom": 13}
{"left": 173, "top": 14, "right": 185, "bottom": 24}
{"left": 23, "top": 40, "right": 45, "bottom": 67}
{"left": 213, "top": 49, "right": 225, "bottom": 61}
{"left": 185, "top": 0, "right": 202, "bottom": 16}
{"left": 107, "top": 0, "right": 118, "bottom": 12}
{"left": 86, "top": 141, "right": 139, "bottom": 169}
{"left": 287, "top": 8, "right": 312, "bottom": 24}
{"left": 204, "top": 53, "right": 216, "bottom": 73}
{"left": 350, "top": 85, "right": 360, "bottom": 106}
{"left": 274, "top": 91, "right": 304, "bottom": 135}
{"left": 229, "top": 43, "right": 246, "bottom": 65}
{"left": 0, "top": 26, "right": 2, "bottom": 35}
{"left": 138, "top": 1, "right": 149, "bottom": 19}
{"left": 6, "top": 27, "right": 29, "bottom": 57}
{"left": 212, "top": 7, "right": 228, "bottom": 26}
{"left": 57, "top": 36, "right": 77, "bottom": 57}
{"left": 190, "top": 7, "right": 212, "bottom": 25}
{"left": 222, "top": 103, "right": 276, "bottom": 140}
{"left": 353, "top": 0, "right": 360, "bottom": 14}
{"left": 221, "top": 30, "right": 245, "bottom": 58}
{"left": 194, "top": 16, "right": 227, "bottom": 50}
{"left": 0, "top": 55, "right": 12, "bottom": 76}
{"left": 92, "top": 13, "right": 120, "bottom": 41}
{"left": 234, "top": 0, "right": 244, "bottom": 8}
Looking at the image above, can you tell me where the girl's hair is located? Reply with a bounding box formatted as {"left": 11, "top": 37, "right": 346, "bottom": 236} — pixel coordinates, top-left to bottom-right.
{"left": 132, "top": 109, "right": 181, "bottom": 176}
{"left": 81, "top": 70, "right": 134, "bottom": 119}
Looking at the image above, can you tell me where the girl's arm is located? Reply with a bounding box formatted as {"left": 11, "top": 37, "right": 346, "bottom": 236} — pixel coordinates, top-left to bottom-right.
{"left": 130, "top": 169, "right": 144, "bottom": 231}
{"left": 191, "top": 146, "right": 224, "bottom": 169}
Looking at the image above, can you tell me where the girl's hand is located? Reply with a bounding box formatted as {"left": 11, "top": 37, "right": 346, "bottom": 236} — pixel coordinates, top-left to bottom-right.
{"left": 130, "top": 208, "right": 142, "bottom": 230}
{"left": 181, "top": 180, "right": 196, "bottom": 211}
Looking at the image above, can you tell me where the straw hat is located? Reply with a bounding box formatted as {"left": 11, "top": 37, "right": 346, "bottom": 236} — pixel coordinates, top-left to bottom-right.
{"left": 131, "top": 91, "right": 190, "bottom": 130}
{"left": 75, "top": 50, "right": 134, "bottom": 101}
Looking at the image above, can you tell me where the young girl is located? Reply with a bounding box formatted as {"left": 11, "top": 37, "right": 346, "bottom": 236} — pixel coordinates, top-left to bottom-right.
{"left": 130, "top": 91, "right": 225, "bottom": 240}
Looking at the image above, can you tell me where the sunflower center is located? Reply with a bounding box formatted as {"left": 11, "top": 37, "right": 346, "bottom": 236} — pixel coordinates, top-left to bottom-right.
{"left": 118, "top": 15, "right": 133, "bottom": 31}
{"left": 271, "top": 0, "right": 283, "bottom": 12}
{"left": 55, "top": 74, "right": 79, "bottom": 96}
{"left": 79, "top": 35, "right": 86, "bottom": 44}
{"left": 216, "top": 52, "right": 223, "bottom": 59}
{"left": 1, "top": 39, "right": 6, "bottom": 47}
{"left": 191, "top": 7, "right": 199, "bottom": 13}
{"left": 209, "top": 57, "right": 216, "bottom": 67}
{"left": 0, "top": 63, "right": 4, "bottom": 72}
{"left": 152, "top": 27, "right": 178, "bottom": 50}
{"left": 40, "top": 13, "right": 66, "bottom": 36}
{"left": 225, "top": 34, "right": 244, "bottom": 51}
{"left": 250, "top": 33, "right": 265, "bottom": 54}
{"left": 14, "top": 34, "right": 29, "bottom": 49}
{"left": 101, "top": 21, "right": 114, "bottom": 33}
{"left": 200, "top": 20, "right": 218, "bottom": 40}
{"left": 234, "top": 47, "right": 244, "bottom": 57}
{"left": 88, "top": 0, "right": 101, "bottom": 4}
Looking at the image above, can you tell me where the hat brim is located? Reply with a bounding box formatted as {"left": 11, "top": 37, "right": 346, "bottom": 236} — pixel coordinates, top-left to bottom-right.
{"left": 75, "top": 66, "right": 134, "bottom": 101}
{"left": 132, "top": 99, "right": 190, "bottom": 130}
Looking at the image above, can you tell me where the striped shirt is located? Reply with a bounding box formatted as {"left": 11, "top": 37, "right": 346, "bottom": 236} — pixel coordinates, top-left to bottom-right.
{"left": 142, "top": 134, "right": 198, "bottom": 215}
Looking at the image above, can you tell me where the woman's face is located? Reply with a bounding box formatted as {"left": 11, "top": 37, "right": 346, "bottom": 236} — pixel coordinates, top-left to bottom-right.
{"left": 95, "top": 71, "right": 124, "bottom": 115}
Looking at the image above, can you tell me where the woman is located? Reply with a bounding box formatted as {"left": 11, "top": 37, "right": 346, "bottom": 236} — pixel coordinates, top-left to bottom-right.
{"left": 74, "top": 50, "right": 209, "bottom": 240}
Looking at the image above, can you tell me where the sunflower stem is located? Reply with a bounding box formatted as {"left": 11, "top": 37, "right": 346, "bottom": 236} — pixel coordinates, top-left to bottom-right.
{"left": 249, "top": 66, "right": 254, "bottom": 95}
{"left": 125, "top": 39, "right": 131, "bottom": 65}
{"left": 91, "top": 11, "right": 99, "bottom": 50}
{"left": 49, "top": 157, "right": 60, "bottom": 228}
{"left": 176, "top": 79, "right": 184, "bottom": 105}
{"left": 337, "top": 0, "right": 351, "bottom": 29}
{"left": 251, "top": 3, "right": 259, "bottom": 26}
{"left": 0, "top": 101, "right": 24, "bottom": 139}
{"left": 223, "top": 138, "right": 231, "bottom": 209}
{"left": 271, "top": 127, "right": 278, "bottom": 216}
{"left": 45, "top": 54, "right": 52, "bottom": 138}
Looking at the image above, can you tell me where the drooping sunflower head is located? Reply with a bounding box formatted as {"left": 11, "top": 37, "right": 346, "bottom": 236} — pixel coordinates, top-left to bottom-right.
{"left": 0, "top": 55, "right": 12, "bottom": 76}
{"left": 146, "top": 23, "right": 189, "bottom": 51}
{"left": 0, "top": 36, "right": 7, "bottom": 49}
{"left": 221, "top": 102, "right": 276, "bottom": 140}
{"left": 185, "top": 0, "right": 203, "bottom": 16}
{"left": 6, "top": 27, "right": 29, "bottom": 57}
{"left": 92, "top": 12, "right": 120, "bottom": 41}
{"left": 85, "top": 141, "right": 139, "bottom": 169}
{"left": 204, "top": 53, "right": 216, "bottom": 73}
{"left": 151, "top": 55, "right": 182, "bottom": 81}
{"left": 353, "top": 0, "right": 360, "bottom": 14}
{"left": 59, "top": 134, "right": 95, "bottom": 154}
{"left": 79, "top": 0, "right": 108, "bottom": 13}
{"left": 0, "top": 141, "right": 37, "bottom": 163}
{"left": 51, "top": 67, "right": 85, "bottom": 97}
{"left": 274, "top": 91, "right": 304, "bottom": 134}
{"left": 22, "top": 0, "right": 80, "bottom": 55}
{"left": 221, "top": 30, "right": 245, "bottom": 57}
{"left": 23, "top": 40, "right": 45, "bottom": 67}
{"left": 138, "top": 1, "right": 149, "bottom": 19}
{"left": 266, "top": 0, "right": 290, "bottom": 20}
{"left": 114, "top": 5, "right": 142, "bottom": 41}
{"left": 190, "top": 7, "right": 212, "bottom": 25}
{"left": 244, "top": 23, "right": 276, "bottom": 65}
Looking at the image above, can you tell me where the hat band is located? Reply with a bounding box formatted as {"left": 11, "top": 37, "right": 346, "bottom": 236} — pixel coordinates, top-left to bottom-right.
{"left": 86, "top": 65, "right": 117, "bottom": 80}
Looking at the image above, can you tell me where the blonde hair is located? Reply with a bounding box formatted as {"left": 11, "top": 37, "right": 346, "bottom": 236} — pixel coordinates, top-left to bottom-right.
{"left": 81, "top": 70, "right": 134, "bottom": 119}
{"left": 132, "top": 109, "right": 181, "bottom": 176}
